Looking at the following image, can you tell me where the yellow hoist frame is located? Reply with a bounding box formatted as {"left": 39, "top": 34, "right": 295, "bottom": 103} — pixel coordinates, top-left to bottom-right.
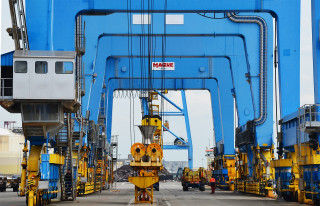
{"left": 129, "top": 98, "right": 163, "bottom": 204}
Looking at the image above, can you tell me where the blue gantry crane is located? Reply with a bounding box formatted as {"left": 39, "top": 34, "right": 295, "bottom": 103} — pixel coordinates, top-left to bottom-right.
{"left": 1, "top": 0, "right": 319, "bottom": 205}
{"left": 271, "top": 0, "right": 320, "bottom": 204}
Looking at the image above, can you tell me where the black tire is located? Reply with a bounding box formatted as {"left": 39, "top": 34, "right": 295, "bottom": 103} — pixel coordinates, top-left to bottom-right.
{"left": 283, "top": 194, "right": 291, "bottom": 202}
{"left": 183, "top": 185, "right": 188, "bottom": 191}
{"left": 199, "top": 185, "right": 205, "bottom": 191}
{"left": 294, "top": 191, "right": 298, "bottom": 202}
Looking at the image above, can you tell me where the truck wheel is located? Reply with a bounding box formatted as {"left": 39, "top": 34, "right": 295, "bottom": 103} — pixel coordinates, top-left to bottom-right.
{"left": 199, "top": 185, "right": 205, "bottom": 191}
{"left": 183, "top": 185, "right": 188, "bottom": 191}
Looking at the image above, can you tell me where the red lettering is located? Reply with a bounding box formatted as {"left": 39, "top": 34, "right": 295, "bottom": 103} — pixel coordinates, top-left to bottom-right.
{"left": 152, "top": 63, "right": 159, "bottom": 68}
{"left": 152, "top": 62, "right": 174, "bottom": 69}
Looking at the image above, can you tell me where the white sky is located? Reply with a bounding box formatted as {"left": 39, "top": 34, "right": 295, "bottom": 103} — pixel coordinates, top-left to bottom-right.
{"left": 0, "top": 1, "right": 315, "bottom": 168}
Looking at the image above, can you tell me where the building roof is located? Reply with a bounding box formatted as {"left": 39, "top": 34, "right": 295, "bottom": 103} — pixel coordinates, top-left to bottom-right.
{"left": 13, "top": 50, "right": 76, "bottom": 59}
{"left": 1, "top": 51, "right": 14, "bottom": 66}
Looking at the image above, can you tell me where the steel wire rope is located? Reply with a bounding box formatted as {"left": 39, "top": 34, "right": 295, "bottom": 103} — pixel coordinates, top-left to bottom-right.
{"left": 127, "top": 0, "right": 133, "bottom": 146}
{"left": 141, "top": 0, "right": 146, "bottom": 103}
{"left": 147, "top": 0, "right": 152, "bottom": 95}
{"left": 160, "top": 0, "right": 168, "bottom": 149}
{"left": 129, "top": 0, "right": 137, "bottom": 144}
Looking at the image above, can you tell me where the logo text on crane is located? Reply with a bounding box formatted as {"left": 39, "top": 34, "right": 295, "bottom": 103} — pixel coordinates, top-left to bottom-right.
{"left": 152, "top": 62, "right": 175, "bottom": 71}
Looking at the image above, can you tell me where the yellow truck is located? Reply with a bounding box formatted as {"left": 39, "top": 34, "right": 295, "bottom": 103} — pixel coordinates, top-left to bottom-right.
{"left": 181, "top": 167, "right": 207, "bottom": 191}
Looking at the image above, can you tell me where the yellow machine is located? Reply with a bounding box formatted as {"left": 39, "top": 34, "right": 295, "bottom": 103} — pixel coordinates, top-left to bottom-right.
{"left": 76, "top": 145, "right": 105, "bottom": 195}
{"left": 212, "top": 155, "right": 236, "bottom": 191}
{"left": 181, "top": 167, "right": 207, "bottom": 191}
{"left": 236, "top": 144, "right": 275, "bottom": 196}
{"left": 272, "top": 143, "right": 320, "bottom": 204}
{"left": 20, "top": 145, "right": 65, "bottom": 206}
{"left": 19, "top": 143, "right": 29, "bottom": 197}
{"left": 128, "top": 93, "right": 163, "bottom": 204}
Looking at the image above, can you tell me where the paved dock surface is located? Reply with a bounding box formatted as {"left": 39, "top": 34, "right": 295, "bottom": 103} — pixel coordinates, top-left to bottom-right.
{"left": 1, "top": 182, "right": 303, "bottom": 206}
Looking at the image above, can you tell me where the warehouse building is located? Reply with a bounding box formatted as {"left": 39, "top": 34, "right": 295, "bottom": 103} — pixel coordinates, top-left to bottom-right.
{"left": 0, "top": 128, "right": 24, "bottom": 176}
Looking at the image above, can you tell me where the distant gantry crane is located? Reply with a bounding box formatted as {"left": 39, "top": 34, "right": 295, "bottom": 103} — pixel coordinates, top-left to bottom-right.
{"left": 0, "top": 0, "right": 319, "bottom": 205}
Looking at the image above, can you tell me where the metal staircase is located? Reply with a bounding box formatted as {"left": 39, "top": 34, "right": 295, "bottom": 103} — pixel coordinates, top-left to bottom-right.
{"left": 8, "top": 0, "right": 29, "bottom": 50}
{"left": 94, "top": 147, "right": 103, "bottom": 192}
{"left": 110, "top": 135, "right": 118, "bottom": 189}
{"left": 60, "top": 115, "right": 76, "bottom": 201}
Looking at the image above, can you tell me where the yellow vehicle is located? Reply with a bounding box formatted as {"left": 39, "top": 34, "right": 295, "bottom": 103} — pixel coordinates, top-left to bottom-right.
{"left": 181, "top": 167, "right": 207, "bottom": 191}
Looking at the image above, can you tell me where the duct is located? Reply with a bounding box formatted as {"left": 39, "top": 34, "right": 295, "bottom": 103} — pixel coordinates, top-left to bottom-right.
{"left": 226, "top": 13, "right": 268, "bottom": 125}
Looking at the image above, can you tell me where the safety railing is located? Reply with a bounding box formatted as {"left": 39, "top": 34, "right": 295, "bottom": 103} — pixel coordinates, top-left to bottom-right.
{"left": 150, "top": 104, "right": 160, "bottom": 116}
{"left": 0, "top": 78, "right": 13, "bottom": 100}
{"left": 298, "top": 104, "right": 320, "bottom": 131}
{"left": 56, "top": 130, "right": 68, "bottom": 146}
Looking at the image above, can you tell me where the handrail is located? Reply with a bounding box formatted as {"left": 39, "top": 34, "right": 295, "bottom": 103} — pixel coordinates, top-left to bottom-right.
{"left": 298, "top": 104, "right": 320, "bottom": 129}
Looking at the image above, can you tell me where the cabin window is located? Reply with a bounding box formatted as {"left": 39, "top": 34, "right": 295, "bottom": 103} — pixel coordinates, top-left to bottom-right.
{"left": 55, "top": 62, "right": 73, "bottom": 74}
{"left": 14, "top": 61, "right": 27, "bottom": 73}
{"left": 35, "top": 61, "right": 48, "bottom": 74}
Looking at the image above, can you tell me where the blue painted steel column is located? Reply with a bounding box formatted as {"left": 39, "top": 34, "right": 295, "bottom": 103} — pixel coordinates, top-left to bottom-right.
{"left": 312, "top": 0, "right": 320, "bottom": 104}
{"left": 277, "top": 2, "right": 301, "bottom": 117}
{"left": 181, "top": 90, "right": 193, "bottom": 169}
{"left": 141, "top": 97, "right": 149, "bottom": 116}
{"left": 106, "top": 87, "right": 115, "bottom": 143}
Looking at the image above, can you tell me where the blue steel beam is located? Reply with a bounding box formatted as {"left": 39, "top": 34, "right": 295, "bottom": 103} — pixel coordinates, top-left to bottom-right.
{"left": 155, "top": 90, "right": 183, "bottom": 112}
{"left": 163, "top": 145, "right": 189, "bottom": 150}
{"left": 89, "top": 36, "right": 249, "bottom": 141}
{"left": 141, "top": 97, "right": 149, "bottom": 116}
{"left": 181, "top": 90, "right": 193, "bottom": 168}
{"left": 103, "top": 75, "right": 233, "bottom": 162}
{"left": 162, "top": 125, "right": 188, "bottom": 145}
{"left": 103, "top": 56, "right": 235, "bottom": 154}
{"left": 77, "top": 12, "right": 273, "bottom": 148}
{"left": 25, "top": 0, "right": 300, "bottom": 119}
{"left": 155, "top": 89, "right": 192, "bottom": 162}
{"left": 84, "top": 33, "right": 254, "bottom": 130}
{"left": 10, "top": 0, "right": 300, "bottom": 178}
{"left": 78, "top": 13, "right": 270, "bottom": 156}
{"left": 23, "top": 7, "right": 274, "bottom": 153}
{"left": 141, "top": 94, "right": 192, "bottom": 162}
{"left": 160, "top": 112, "right": 184, "bottom": 116}
{"left": 90, "top": 34, "right": 269, "bottom": 149}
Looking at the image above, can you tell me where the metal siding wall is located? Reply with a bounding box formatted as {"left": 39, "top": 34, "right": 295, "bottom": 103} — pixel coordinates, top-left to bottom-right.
{"left": 1, "top": 51, "right": 14, "bottom": 66}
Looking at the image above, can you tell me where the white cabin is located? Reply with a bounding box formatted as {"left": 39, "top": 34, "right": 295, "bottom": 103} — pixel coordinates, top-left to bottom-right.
{"left": 13, "top": 50, "right": 76, "bottom": 100}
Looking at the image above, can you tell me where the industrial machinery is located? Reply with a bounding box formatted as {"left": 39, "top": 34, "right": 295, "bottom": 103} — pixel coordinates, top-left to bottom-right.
{"left": 271, "top": 1, "right": 320, "bottom": 204}
{"left": 128, "top": 93, "right": 163, "bottom": 204}
{"left": 0, "top": 176, "right": 20, "bottom": 192}
{"left": 212, "top": 154, "right": 236, "bottom": 191}
{"left": 1, "top": 0, "right": 318, "bottom": 205}
{"left": 0, "top": 177, "right": 7, "bottom": 192}
{"left": 181, "top": 167, "right": 207, "bottom": 191}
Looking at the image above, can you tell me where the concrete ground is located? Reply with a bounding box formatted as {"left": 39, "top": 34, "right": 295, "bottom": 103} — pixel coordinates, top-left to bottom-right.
{"left": 0, "top": 182, "right": 303, "bottom": 206}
